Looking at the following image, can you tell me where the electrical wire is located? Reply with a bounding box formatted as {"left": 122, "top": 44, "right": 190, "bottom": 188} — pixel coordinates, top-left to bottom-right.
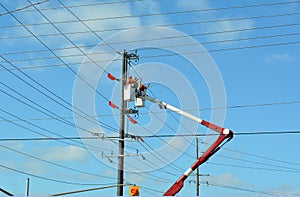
{"left": 1, "top": 3, "right": 189, "bottom": 184}
{"left": 0, "top": 0, "right": 48, "bottom": 17}
{"left": 0, "top": 64, "right": 116, "bottom": 134}
{"left": 0, "top": 163, "right": 114, "bottom": 186}
{"left": 14, "top": 0, "right": 142, "bottom": 14}
{"left": 3, "top": 0, "right": 300, "bottom": 26}
{"left": 0, "top": 82, "right": 117, "bottom": 134}
{"left": 3, "top": 17, "right": 300, "bottom": 43}
{"left": 215, "top": 154, "right": 300, "bottom": 172}
{"left": 207, "top": 161, "right": 300, "bottom": 173}
{"left": 139, "top": 185, "right": 164, "bottom": 195}
{"left": 2, "top": 130, "right": 300, "bottom": 142}
{"left": 205, "top": 181, "right": 280, "bottom": 196}
{"left": 0, "top": 100, "right": 299, "bottom": 123}
{"left": 137, "top": 141, "right": 179, "bottom": 177}
{"left": 0, "top": 61, "right": 118, "bottom": 134}
{"left": 56, "top": 0, "right": 120, "bottom": 54}
{"left": 1, "top": 5, "right": 171, "bottom": 184}
{"left": 0, "top": 144, "right": 116, "bottom": 180}
{"left": 0, "top": 111, "right": 168, "bottom": 184}
{"left": 3, "top": 28, "right": 300, "bottom": 60}
{"left": 0, "top": 107, "right": 111, "bottom": 152}
{"left": 222, "top": 146, "right": 300, "bottom": 167}
{"left": 2, "top": 24, "right": 300, "bottom": 66}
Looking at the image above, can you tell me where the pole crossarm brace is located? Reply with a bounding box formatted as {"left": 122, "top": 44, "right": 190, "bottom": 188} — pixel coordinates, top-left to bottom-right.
{"left": 137, "top": 95, "right": 234, "bottom": 196}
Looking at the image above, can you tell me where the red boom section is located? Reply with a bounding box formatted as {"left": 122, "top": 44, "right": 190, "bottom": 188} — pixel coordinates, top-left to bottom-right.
{"left": 163, "top": 130, "right": 233, "bottom": 196}
{"left": 201, "top": 120, "right": 225, "bottom": 134}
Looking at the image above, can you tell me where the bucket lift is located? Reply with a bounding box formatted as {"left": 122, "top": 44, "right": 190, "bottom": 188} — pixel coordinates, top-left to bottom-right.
{"left": 122, "top": 78, "right": 234, "bottom": 196}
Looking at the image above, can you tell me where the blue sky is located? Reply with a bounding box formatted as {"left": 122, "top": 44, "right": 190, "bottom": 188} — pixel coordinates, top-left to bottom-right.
{"left": 1, "top": 0, "right": 300, "bottom": 196}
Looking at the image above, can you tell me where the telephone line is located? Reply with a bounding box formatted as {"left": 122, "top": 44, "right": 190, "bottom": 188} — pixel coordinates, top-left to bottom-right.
{"left": 0, "top": 61, "right": 118, "bottom": 134}
{"left": 1, "top": 23, "right": 300, "bottom": 67}
{"left": 0, "top": 0, "right": 48, "bottom": 17}
{"left": 222, "top": 146, "right": 300, "bottom": 168}
{"left": 2, "top": 0, "right": 300, "bottom": 28}
{"left": 0, "top": 107, "right": 112, "bottom": 152}
{"left": 0, "top": 17, "right": 300, "bottom": 42}
{"left": 56, "top": 0, "right": 119, "bottom": 54}
{"left": 215, "top": 154, "right": 300, "bottom": 172}
{"left": 0, "top": 99, "right": 299, "bottom": 123}
{"left": 13, "top": 0, "right": 141, "bottom": 14}
{"left": 0, "top": 82, "right": 117, "bottom": 133}
{"left": 2, "top": 28, "right": 300, "bottom": 59}
{"left": 0, "top": 3, "right": 120, "bottom": 133}
{"left": 0, "top": 85, "right": 122, "bottom": 152}
{"left": 207, "top": 161, "right": 300, "bottom": 173}
{"left": 2, "top": 130, "right": 300, "bottom": 141}
{"left": 0, "top": 163, "right": 115, "bottom": 186}
{"left": 206, "top": 181, "right": 279, "bottom": 196}
{"left": 0, "top": 144, "right": 116, "bottom": 180}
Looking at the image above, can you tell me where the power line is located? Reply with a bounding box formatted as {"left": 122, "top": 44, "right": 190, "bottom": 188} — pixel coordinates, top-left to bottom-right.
{"left": 0, "top": 60, "right": 117, "bottom": 133}
{"left": 205, "top": 181, "right": 280, "bottom": 196}
{"left": 2, "top": 36, "right": 299, "bottom": 72}
{"left": 207, "top": 161, "right": 300, "bottom": 173}
{"left": 0, "top": 3, "right": 195, "bottom": 182}
{"left": 56, "top": 0, "right": 119, "bottom": 54}
{"left": 138, "top": 130, "right": 300, "bottom": 138}
{"left": 0, "top": 16, "right": 300, "bottom": 42}
{"left": 111, "top": 22, "right": 300, "bottom": 47}
{"left": 0, "top": 107, "right": 111, "bottom": 152}
{"left": 0, "top": 144, "right": 116, "bottom": 180}
{"left": 0, "top": 82, "right": 117, "bottom": 133}
{"left": 2, "top": 26, "right": 300, "bottom": 60}
{"left": 3, "top": 0, "right": 300, "bottom": 27}
{"left": 0, "top": 99, "right": 299, "bottom": 124}
{"left": 2, "top": 22, "right": 300, "bottom": 67}
{"left": 14, "top": 0, "right": 141, "bottom": 14}
{"left": 1, "top": 130, "right": 300, "bottom": 142}
{"left": 222, "top": 146, "right": 300, "bottom": 168}
{"left": 0, "top": 163, "right": 115, "bottom": 186}
{"left": 215, "top": 154, "right": 300, "bottom": 172}
{"left": 49, "top": 184, "right": 132, "bottom": 196}
{"left": 0, "top": 0, "right": 48, "bottom": 17}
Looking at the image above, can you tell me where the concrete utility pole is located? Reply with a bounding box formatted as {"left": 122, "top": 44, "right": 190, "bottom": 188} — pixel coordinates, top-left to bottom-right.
{"left": 117, "top": 49, "right": 128, "bottom": 196}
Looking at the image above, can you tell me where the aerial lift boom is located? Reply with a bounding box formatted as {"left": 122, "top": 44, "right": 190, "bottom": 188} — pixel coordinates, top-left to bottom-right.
{"left": 137, "top": 95, "right": 234, "bottom": 196}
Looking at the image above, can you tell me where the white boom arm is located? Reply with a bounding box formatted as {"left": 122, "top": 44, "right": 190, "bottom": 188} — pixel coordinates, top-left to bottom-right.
{"left": 138, "top": 95, "right": 231, "bottom": 135}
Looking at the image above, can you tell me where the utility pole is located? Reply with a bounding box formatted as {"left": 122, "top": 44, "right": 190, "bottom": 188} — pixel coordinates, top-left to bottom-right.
{"left": 195, "top": 138, "right": 209, "bottom": 196}
{"left": 196, "top": 138, "right": 200, "bottom": 196}
{"left": 117, "top": 49, "right": 127, "bottom": 196}
{"left": 25, "top": 178, "right": 30, "bottom": 196}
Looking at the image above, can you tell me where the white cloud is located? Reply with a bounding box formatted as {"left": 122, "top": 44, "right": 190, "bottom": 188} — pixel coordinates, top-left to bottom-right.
{"left": 133, "top": 0, "right": 166, "bottom": 26}
{"left": 206, "top": 19, "right": 254, "bottom": 41}
{"left": 24, "top": 160, "right": 46, "bottom": 175}
{"left": 4, "top": 0, "right": 143, "bottom": 71}
{"left": 264, "top": 53, "right": 295, "bottom": 63}
{"left": 40, "top": 145, "right": 88, "bottom": 162}
{"left": 126, "top": 171, "right": 147, "bottom": 184}
{"left": 264, "top": 184, "right": 300, "bottom": 196}
{"left": 1, "top": 141, "right": 24, "bottom": 150}
{"left": 177, "top": 0, "right": 211, "bottom": 10}
{"left": 206, "top": 172, "right": 244, "bottom": 187}
{"left": 176, "top": 1, "right": 255, "bottom": 42}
